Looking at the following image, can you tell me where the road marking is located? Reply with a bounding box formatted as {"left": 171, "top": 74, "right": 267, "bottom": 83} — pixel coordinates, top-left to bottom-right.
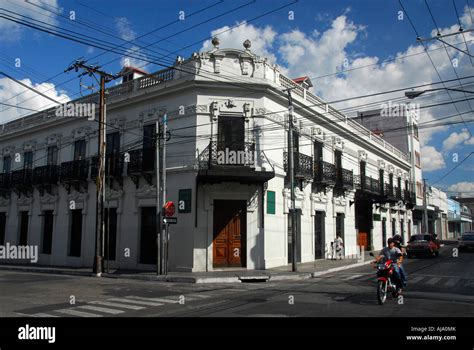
{"left": 183, "top": 293, "right": 210, "bottom": 299}
{"left": 89, "top": 301, "right": 145, "bottom": 310}
{"left": 426, "top": 277, "right": 442, "bottom": 285}
{"left": 55, "top": 308, "right": 103, "bottom": 317}
{"left": 125, "top": 296, "right": 179, "bottom": 304}
{"left": 343, "top": 274, "right": 364, "bottom": 280}
{"left": 77, "top": 305, "right": 125, "bottom": 315}
{"left": 31, "top": 313, "right": 59, "bottom": 317}
{"left": 410, "top": 276, "right": 424, "bottom": 284}
{"left": 444, "top": 278, "right": 459, "bottom": 287}
{"left": 107, "top": 298, "right": 164, "bottom": 307}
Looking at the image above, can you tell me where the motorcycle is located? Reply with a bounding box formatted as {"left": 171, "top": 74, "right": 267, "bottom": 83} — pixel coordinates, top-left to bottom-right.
{"left": 370, "top": 252, "right": 402, "bottom": 305}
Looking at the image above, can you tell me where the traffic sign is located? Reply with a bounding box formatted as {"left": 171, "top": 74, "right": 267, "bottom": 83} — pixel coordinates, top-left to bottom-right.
{"left": 163, "top": 217, "right": 177, "bottom": 225}
{"left": 163, "top": 201, "right": 175, "bottom": 217}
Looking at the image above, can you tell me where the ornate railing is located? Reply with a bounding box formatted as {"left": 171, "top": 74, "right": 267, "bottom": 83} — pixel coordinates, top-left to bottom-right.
{"left": 60, "top": 160, "right": 89, "bottom": 182}
{"left": 11, "top": 169, "right": 33, "bottom": 187}
{"left": 357, "top": 175, "right": 380, "bottom": 194}
{"left": 384, "top": 183, "right": 397, "bottom": 200}
{"left": 335, "top": 168, "right": 354, "bottom": 189}
{"left": 314, "top": 160, "right": 336, "bottom": 185}
{"left": 0, "top": 172, "right": 11, "bottom": 189}
{"left": 33, "top": 165, "right": 59, "bottom": 185}
{"left": 198, "top": 141, "right": 257, "bottom": 169}
{"left": 395, "top": 186, "right": 403, "bottom": 200}
{"left": 126, "top": 148, "right": 154, "bottom": 174}
{"left": 283, "top": 151, "right": 313, "bottom": 180}
{"left": 91, "top": 154, "right": 124, "bottom": 178}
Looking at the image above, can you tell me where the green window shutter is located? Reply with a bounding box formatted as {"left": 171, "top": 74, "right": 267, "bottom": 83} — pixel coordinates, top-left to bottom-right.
{"left": 267, "top": 191, "right": 276, "bottom": 214}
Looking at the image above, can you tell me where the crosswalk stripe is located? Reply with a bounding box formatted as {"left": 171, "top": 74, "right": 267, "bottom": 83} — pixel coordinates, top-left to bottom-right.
{"left": 426, "top": 277, "right": 442, "bottom": 285}
{"left": 125, "top": 296, "right": 179, "bottom": 304}
{"left": 31, "top": 313, "right": 59, "bottom": 317}
{"left": 89, "top": 301, "right": 145, "bottom": 310}
{"left": 77, "top": 305, "right": 125, "bottom": 315}
{"left": 183, "top": 293, "right": 211, "bottom": 299}
{"left": 107, "top": 298, "right": 164, "bottom": 307}
{"left": 444, "top": 278, "right": 459, "bottom": 287}
{"left": 344, "top": 274, "right": 364, "bottom": 280}
{"left": 410, "top": 276, "right": 424, "bottom": 284}
{"left": 55, "top": 308, "right": 103, "bottom": 317}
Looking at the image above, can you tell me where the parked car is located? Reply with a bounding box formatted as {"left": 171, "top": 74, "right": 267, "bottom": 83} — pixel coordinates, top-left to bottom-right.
{"left": 458, "top": 232, "right": 474, "bottom": 252}
{"left": 406, "top": 234, "right": 440, "bottom": 258}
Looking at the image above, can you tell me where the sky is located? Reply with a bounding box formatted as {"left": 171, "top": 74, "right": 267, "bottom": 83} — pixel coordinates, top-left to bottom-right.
{"left": 0, "top": 0, "right": 473, "bottom": 196}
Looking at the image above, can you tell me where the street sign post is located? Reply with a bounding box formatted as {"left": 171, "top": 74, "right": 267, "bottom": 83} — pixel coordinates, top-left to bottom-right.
{"left": 163, "top": 217, "right": 177, "bottom": 225}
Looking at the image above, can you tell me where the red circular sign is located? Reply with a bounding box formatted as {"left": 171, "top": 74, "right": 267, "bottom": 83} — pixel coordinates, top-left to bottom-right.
{"left": 164, "top": 201, "right": 175, "bottom": 217}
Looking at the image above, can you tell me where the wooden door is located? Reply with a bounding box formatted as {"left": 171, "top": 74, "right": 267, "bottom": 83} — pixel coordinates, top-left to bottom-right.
{"left": 140, "top": 207, "right": 157, "bottom": 264}
{"left": 358, "top": 232, "right": 368, "bottom": 250}
{"left": 213, "top": 200, "right": 246, "bottom": 267}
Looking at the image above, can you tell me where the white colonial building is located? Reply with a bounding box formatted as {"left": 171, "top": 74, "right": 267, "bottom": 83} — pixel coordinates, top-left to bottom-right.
{"left": 0, "top": 40, "right": 417, "bottom": 272}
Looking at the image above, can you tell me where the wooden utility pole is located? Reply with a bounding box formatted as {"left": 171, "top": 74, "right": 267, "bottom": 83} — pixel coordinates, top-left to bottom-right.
{"left": 65, "top": 60, "right": 119, "bottom": 277}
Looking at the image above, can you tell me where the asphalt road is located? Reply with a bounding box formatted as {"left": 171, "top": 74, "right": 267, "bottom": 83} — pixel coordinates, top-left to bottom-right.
{"left": 1, "top": 245, "right": 473, "bottom": 318}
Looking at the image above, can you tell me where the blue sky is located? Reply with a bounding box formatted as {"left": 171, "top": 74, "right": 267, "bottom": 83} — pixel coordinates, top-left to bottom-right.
{"left": 0, "top": 0, "right": 473, "bottom": 195}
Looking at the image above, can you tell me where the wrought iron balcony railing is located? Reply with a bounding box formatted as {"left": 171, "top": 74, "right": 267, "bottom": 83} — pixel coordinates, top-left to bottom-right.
{"left": 126, "top": 148, "right": 154, "bottom": 174}
{"left": 10, "top": 168, "right": 33, "bottom": 187}
{"left": 197, "top": 141, "right": 275, "bottom": 184}
{"left": 0, "top": 172, "right": 11, "bottom": 189}
{"left": 313, "top": 160, "right": 337, "bottom": 186}
{"left": 356, "top": 175, "right": 380, "bottom": 195}
{"left": 91, "top": 154, "right": 124, "bottom": 179}
{"left": 395, "top": 186, "right": 403, "bottom": 200}
{"left": 60, "top": 160, "right": 89, "bottom": 182}
{"left": 199, "top": 141, "right": 257, "bottom": 169}
{"left": 32, "top": 165, "right": 59, "bottom": 185}
{"left": 335, "top": 168, "right": 354, "bottom": 189}
{"left": 283, "top": 151, "right": 313, "bottom": 180}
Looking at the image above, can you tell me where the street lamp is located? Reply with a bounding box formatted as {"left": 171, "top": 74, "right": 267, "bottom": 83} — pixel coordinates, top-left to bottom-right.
{"left": 405, "top": 88, "right": 474, "bottom": 99}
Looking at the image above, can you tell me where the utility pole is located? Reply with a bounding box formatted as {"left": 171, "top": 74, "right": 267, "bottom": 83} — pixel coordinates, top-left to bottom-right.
{"left": 285, "top": 89, "right": 297, "bottom": 272}
{"left": 65, "top": 60, "right": 119, "bottom": 277}
{"left": 423, "top": 179, "right": 430, "bottom": 234}
{"left": 155, "top": 121, "right": 161, "bottom": 275}
{"left": 161, "top": 114, "right": 168, "bottom": 275}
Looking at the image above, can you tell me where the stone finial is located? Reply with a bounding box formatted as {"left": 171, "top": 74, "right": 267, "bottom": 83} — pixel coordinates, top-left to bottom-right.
{"left": 211, "top": 37, "right": 220, "bottom": 48}
{"left": 243, "top": 39, "right": 251, "bottom": 50}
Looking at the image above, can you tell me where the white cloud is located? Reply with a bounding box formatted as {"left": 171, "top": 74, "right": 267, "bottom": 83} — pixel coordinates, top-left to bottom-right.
{"left": 448, "top": 181, "right": 474, "bottom": 195}
{"left": 421, "top": 145, "right": 446, "bottom": 172}
{"left": 115, "top": 17, "right": 136, "bottom": 41}
{"left": 442, "top": 128, "right": 471, "bottom": 151}
{"left": 0, "top": 77, "right": 69, "bottom": 124}
{"left": 0, "top": 0, "right": 61, "bottom": 41}
{"left": 201, "top": 22, "right": 277, "bottom": 63}
{"left": 114, "top": 17, "right": 148, "bottom": 69}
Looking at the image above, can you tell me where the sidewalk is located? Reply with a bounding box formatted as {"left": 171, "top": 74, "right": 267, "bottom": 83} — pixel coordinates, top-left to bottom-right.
{"left": 0, "top": 251, "right": 373, "bottom": 284}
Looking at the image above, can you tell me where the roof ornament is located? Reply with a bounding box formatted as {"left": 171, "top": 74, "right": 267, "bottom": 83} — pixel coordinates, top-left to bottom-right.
{"left": 211, "top": 37, "right": 220, "bottom": 49}
{"left": 243, "top": 39, "right": 251, "bottom": 51}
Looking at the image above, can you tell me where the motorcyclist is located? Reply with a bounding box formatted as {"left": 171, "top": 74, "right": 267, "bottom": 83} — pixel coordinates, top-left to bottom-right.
{"left": 392, "top": 234, "right": 407, "bottom": 288}
{"left": 372, "top": 238, "right": 404, "bottom": 293}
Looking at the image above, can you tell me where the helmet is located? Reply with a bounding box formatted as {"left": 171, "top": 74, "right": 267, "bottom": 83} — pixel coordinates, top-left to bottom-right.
{"left": 393, "top": 234, "right": 402, "bottom": 242}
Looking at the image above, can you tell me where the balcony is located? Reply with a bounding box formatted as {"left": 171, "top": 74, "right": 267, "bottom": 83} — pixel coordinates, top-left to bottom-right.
{"left": 383, "top": 183, "right": 398, "bottom": 204}
{"left": 10, "top": 168, "right": 33, "bottom": 196}
{"left": 198, "top": 141, "right": 274, "bottom": 184}
{"left": 335, "top": 168, "right": 354, "bottom": 190}
{"left": 60, "top": 160, "right": 89, "bottom": 192}
{"left": 32, "top": 165, "right": 59, "bottom": 195}
{"left": 0, "top": 172, "right": 11, "bottom": 197}
{"left": 126, "top": 148, "right": 155, "bottom": 187}
{"left": 313, "top": 160, "right": 337, "bottom": 188}
{"left": 283, "top": 151, "right": 313, "bottom": 181}
{"left": 91, "top": 154, "right": 124, "bottom": 186}
{"left": 395, "top": 186, "right": 403, "bottom": 201}
{"left": 403, "top": 189, "right": 416, "bottom": 208}
{"left": 33, "top": 165, "right": 59, "bottom": 185}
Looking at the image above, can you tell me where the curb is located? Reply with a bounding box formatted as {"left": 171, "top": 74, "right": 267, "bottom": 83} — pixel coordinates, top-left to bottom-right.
{"left": 0, "top": 260, "right": 373, "bottom": 283}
